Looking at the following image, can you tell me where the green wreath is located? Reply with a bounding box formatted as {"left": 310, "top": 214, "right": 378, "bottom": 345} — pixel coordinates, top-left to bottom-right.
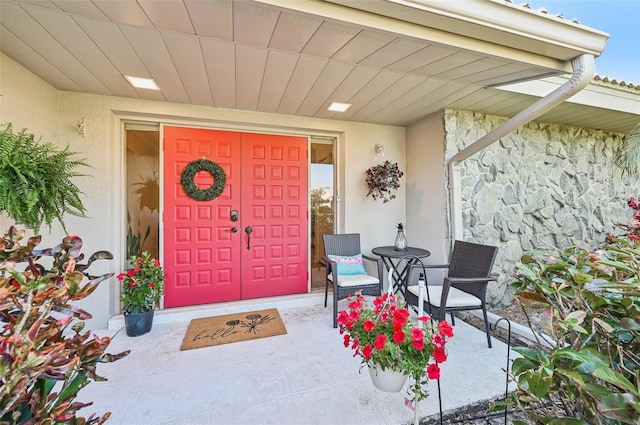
{"left": 180, "top": 159, "right": 226, "bottom": 201}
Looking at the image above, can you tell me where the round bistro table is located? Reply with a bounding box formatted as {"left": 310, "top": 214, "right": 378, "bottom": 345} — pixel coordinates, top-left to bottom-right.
{"left": 371, "top": 246, "right": 430, "bottom": 296}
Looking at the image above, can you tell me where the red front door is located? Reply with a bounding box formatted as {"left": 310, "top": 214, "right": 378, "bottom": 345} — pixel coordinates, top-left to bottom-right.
{"left": 163, "top": 126, "right": 308, "bottom": 308}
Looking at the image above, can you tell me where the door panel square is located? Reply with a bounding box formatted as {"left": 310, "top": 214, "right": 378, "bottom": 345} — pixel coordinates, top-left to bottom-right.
{"left": 175, "top": 249, "right": 191, "bottom": 264}
{"left": 196, "top": 270, "right": 212, "bottom": 285}
{"left": 197, "top": 227, "right": 212, "bottom": 242}
{"left": 175, "top": 271, "right": 191, "bottom": 287}
{"left": 175, "top": 228, "right": 191, "bottom": 242}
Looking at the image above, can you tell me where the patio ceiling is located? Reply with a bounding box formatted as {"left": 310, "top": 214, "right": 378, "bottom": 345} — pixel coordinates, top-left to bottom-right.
{"left": 1, "top": 0, "right": 635, "bottom": 134}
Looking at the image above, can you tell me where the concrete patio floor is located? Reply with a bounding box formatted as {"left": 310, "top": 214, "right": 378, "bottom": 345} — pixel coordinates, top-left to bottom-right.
{"left": 79, "top": 293, "right": 515, "bottom": 425}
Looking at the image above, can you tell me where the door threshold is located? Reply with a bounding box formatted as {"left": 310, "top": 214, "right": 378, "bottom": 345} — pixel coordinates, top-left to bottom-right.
{"left": 108, "top": 292, "right": 325, "bottom": 330}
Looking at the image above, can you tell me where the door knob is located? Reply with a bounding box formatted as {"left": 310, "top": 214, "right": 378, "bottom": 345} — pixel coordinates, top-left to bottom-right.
{"left": 228, "top": 227, "right": 238, "bottom": 233}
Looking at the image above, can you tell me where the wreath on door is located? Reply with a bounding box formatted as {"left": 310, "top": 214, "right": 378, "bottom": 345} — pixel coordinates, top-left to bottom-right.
{"left": 180, "top": 158, "right": 227, "bottom": 201}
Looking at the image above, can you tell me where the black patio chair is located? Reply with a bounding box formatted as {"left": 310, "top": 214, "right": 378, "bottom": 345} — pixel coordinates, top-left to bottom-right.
{"left": 404, "top": 240, "right": 498, "bottom": 348}
{"left": 323, "top": 233, "right": 384, "bottom": 328}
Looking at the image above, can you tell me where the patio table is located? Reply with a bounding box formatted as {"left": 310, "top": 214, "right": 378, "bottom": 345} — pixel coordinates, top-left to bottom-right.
{"left": 371, "top": 246, "right": 430, "bottom": 297}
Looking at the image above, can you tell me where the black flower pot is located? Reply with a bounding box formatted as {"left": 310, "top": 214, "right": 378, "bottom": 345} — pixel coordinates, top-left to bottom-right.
{"left": 124, "top": 310, "right": 154, "bottom": 337}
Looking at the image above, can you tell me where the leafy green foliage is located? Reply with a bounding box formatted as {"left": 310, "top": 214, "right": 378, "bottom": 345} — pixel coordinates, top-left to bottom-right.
{"left": 0, "top": 123, "right": 89, "bottom": 232}
{"left": 126, "top": 211, "right": 150, "bottom": 258}
{"left": 509, "top": 239, "right": 640, "bottom": 424}
{"left": 0, "top": 226, "right": 129, "bottom": 424}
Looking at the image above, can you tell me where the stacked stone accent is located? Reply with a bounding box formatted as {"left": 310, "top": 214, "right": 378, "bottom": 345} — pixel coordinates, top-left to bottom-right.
{"left": 445, "top": 109, "right": 637, "bottom": 307}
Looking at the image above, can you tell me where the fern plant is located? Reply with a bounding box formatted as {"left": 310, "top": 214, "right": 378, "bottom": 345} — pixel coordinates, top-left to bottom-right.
{"left": 0, "top": 123, "right": 88, "bottom": 231}
{"left": 612, "top": 122, "right": 640, "bottom": 177}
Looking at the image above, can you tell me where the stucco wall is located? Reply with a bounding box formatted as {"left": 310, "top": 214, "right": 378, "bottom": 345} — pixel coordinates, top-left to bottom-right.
{"left": 0, "top": 54, "right": 60, "bottom": 139}
{"left": 1, "top": 53, "right": 407, "bottom": 329}
{"left": 444, "top": 109, "right": 638, "bottom": 307}
{"left": 406, "top": 111, "right": 449, "bottom": 271}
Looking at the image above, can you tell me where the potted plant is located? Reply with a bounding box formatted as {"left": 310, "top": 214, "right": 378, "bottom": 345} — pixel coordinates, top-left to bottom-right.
{"left": 337, "top": 291, "right": 453, "bottom": 408}
{"left": 365, "top": 160, "right": 404, "bottom": 203}
{"left": 0, "top": 123, "right": 88, "bottom": 232}
{"left": 118, "top": 251, "right": 165, "bottom": 337}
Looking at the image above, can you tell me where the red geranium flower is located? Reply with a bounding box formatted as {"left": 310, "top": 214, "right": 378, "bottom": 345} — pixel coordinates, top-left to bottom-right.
{"left": 364, "top": 318, "right": 376, "bottom": 332}
{"left": 433, "top": 346, "right": 447, "bottom": 363}
{"left": 393, "top": 330, "right": 405, "bottom": 344}
{"left": 363, "top": 344, "right": 373, "bottom": 360}
{"left": 438, "top": 321, "right": 454, "bottom": 338}
{"left": 374, "top": 334, "right": 387, "bottom": 350}
{"left": 427, "top": 363, "right": 440, "bottom": 379}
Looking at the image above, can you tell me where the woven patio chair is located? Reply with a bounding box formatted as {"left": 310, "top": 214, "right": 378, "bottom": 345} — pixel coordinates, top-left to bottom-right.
{"left": 323, "top": 233, "right": 384, "bottom": 328}
{"left": 405, "top": 240, "right": 498, "bottom": 348}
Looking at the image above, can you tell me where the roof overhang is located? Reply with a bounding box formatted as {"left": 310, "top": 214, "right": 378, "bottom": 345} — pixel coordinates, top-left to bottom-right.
{"left": 1, "top": 0, "right": 633, "bottom": 133}
{"left": 323, "top": 0, "right": 609, "bottom": 60}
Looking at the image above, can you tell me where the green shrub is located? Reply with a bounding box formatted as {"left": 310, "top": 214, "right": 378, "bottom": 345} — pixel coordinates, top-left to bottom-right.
{"left": 509, "top": 238, "right": 640, "bottom": 424}
{"left": 0, "top": 227, "right": 129, "bottom": 424}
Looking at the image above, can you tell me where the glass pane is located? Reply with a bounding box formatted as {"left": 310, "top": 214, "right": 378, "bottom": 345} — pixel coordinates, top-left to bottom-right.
{"left": 310, "top": 140, "right": 334, "bottom": 290}
{"left": 125, "top": 126, "right": 160, "bottom": 259}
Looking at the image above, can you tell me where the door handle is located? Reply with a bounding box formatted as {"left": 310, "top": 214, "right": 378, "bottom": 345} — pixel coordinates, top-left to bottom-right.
{"left": 245, "top": 226, "right": 253, "bottom": 250}
{"left": 227, "top": 226, "right": 238, "bottom": 233}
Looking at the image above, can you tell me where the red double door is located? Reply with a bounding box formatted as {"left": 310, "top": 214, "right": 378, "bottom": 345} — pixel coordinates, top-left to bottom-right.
{"left": 163, "top": 126, "right": 308, "bottom": 308}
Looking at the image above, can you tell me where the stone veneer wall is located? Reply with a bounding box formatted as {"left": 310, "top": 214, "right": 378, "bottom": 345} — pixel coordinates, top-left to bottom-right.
{"left": 444, "top": 109, "right": 638, "bottom": 307}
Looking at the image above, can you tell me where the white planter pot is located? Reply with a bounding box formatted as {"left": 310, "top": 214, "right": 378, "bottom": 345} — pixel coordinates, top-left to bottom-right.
{"left": 367, "top": 363, "right": 408, "bottom": 392}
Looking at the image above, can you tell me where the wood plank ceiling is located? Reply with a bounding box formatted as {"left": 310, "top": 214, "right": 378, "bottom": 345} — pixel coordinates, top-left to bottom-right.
{"left": 1, "top": 0, "right": 637, "bottom": 133}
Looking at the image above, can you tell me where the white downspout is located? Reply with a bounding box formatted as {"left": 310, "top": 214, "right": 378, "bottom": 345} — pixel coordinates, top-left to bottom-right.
{"left": 448, "top": 54, "right": 596, "bottom": 240}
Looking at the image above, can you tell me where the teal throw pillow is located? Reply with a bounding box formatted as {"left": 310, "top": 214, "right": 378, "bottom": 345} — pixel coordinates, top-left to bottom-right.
{"left": 328, "top": 254, "right": 367, "bottom": 275}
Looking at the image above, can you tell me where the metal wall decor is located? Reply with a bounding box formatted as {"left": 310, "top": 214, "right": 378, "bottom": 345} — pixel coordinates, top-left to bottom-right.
{"left": 180, "top": 158, "right": 226, "bottom": 201}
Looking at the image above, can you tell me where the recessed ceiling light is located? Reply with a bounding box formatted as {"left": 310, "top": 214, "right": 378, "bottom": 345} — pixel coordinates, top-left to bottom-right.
{"left": 327, "top": 102, "right": 352, "bottom": 112}
{"left": 124, "top": 75, "right": 160, "bottom": 90}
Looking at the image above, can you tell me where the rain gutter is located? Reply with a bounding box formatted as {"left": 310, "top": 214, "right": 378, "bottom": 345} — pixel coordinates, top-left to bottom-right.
{"left": 448, "top": 54, "right": 596, "bottom": 240}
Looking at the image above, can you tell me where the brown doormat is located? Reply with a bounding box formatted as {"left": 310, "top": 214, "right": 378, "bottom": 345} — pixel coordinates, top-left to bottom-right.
{"left": 180, "top": 308, "right": 287, "bottom": 351}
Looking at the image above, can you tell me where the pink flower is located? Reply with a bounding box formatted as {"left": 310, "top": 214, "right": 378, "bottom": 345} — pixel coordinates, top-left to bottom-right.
{"left": 136, "top": 258, "right": 144, "bottom": 265}
{"left": 154, "top": 260, "right": 161, "bottom": 266}
{"left": 427, "top": 363, "right": 440, "bottom": 379}
{"left": 126, "top": 269, "right": 135, "bottom": 277}
{"left": 116, "top": 273, "right": 125, "bottom": 281}
{"left": 432, "top": 334, "right": 445, "bottom": 348}
{"left": 374, "top": 334, "right": 387, "bottom": 350}
{"left": 404, "top": 397, "right": 415, "bottom": 411}
{"left": 438, "top": 321, "right": 454, "bottom": 338}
